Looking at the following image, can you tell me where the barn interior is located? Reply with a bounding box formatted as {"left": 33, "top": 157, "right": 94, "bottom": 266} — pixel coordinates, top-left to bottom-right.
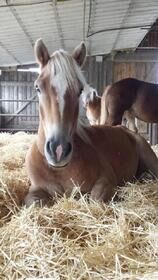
{"left": 0, "top": 1, "right": 158, "bottom": 279}
{"left": 0, "top": 0, "right": 158, "bottom": 143}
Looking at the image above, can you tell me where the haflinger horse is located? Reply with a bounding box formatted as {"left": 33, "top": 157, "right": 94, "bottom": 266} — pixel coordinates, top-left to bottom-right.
{"left": 81, "top": 85, "right": 137, "bottom": 132}
{"left": 81, "top": 84, "right": 101, "bottom": 125}
{"left": 104, "top": 78, "right": 158, "bottom": 130}
{"left": 25, "top": 39, "right": 158, "bottom": 207}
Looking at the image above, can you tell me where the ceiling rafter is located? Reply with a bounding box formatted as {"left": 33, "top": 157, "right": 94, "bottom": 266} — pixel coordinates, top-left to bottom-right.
{"left": 52, "top": 0, "right": 65, "bottom": 49}
{"left": 0, "top": 0, "right": 51, "bottom": 8}
{"left": 82, "top": 0, "right": 86, "bottom": 42}
{"left": 0, "top": 41, "right": 21, "bottom": 64}
{"left": 111, "top": 0, "right": 135, "bottom": 51}
{"left": 87, "top": 0, "right": 97, "bottom": 55}
{"left": 6, "top": 0, "right": 34, "bottom": 47}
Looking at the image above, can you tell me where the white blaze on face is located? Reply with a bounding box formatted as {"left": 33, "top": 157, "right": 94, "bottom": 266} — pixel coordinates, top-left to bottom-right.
{"left": 49, "top": 50, "right": 87, "bottom": 133}
{"left": 81, "top": 84, "right": 90, "bottom": 107}
{"left": 44, "top": 122, "right": 60, "bottom": 140}
{"left": 52, "top": 73, "right": 67, "bottom": 119}
{"left": 81, "top": 84, "right": 98, "bottom": 106}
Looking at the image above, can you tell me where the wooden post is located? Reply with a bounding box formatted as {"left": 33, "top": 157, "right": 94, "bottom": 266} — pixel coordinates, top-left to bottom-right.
{"left": 148, "top": 123, "right": 153, "bottom": 144}
{"left": 105, "top": 58, "right": 113, "bottom": 85}
{"left": 152, "top": 124, "right": 158, "bottom": 145}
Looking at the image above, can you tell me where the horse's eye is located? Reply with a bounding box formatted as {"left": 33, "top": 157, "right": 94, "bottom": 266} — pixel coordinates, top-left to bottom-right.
{"left": 35, "top": 84, "right": 41, "bottom": 94}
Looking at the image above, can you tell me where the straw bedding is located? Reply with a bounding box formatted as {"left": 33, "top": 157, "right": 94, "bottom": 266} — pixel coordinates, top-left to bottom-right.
{"left": 0, "top": 132, "right": 158, "bottom": 279}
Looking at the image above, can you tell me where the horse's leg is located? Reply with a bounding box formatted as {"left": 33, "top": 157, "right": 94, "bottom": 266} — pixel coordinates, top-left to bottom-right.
{"left": 90, "top": 176, "right": 117, "bottom": 202}
{"left": 25, "top": 143, "right": 64, "bottom": 207}
{"left": 106, "top": 111, "right": 123, "bottom": 126}
{"left": 135, "top": 134, "right": 158, "bottom": 178}
{"left": 104, "top": 101, "right": 126, "bottom": 126}
{"left": 122, "top": 112, "right": 128, "bottom": 127}
{"left": 24, "top": 186, "right": 51, "bottom": 207}
{"left": 125, "top": 111, "right": 138, "bottom": 133}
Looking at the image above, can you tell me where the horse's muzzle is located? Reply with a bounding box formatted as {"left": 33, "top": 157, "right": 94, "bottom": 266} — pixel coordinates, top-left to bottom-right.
{"left": 45, "top": 138, "right": 72, "bottom": 167}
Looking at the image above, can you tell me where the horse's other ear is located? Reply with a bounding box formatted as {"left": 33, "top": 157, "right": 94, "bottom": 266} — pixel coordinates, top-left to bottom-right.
{"left": 90, "top": 89, "right": 98, "bottom": 101}
{"left": 34, "top": 39, "right": 50, "bottom": 67}
{"left": 93, "top": 90, "right": 98, "bottom": 98}
{"left": 72, "top": 41, "right": 86, "bottom": 67}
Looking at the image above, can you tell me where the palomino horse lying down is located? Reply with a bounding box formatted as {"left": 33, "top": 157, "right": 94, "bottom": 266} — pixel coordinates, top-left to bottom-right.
{"left": 81, "top": 85, "right": 137, "bottom": 132}
{"left": 25, "top": 39, "right": 158, "bottom": 206}
{"left": 103, "top": 78, "right": 158, "bottom": 130}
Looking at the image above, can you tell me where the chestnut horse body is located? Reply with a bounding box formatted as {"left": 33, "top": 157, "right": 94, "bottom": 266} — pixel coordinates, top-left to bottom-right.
{"left": 104, "top": 78, "right": 158, "bottom": 129}
{"left": 25, "top": 40, "right": 158, "bottom": 206}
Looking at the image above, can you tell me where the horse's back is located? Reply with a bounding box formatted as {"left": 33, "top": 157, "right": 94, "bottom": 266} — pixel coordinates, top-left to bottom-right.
{"left": 105, "top": 78, "right": 158, "bottom": 123}
{"left": 106, "top": 78, "right": 139, "bottom": 105}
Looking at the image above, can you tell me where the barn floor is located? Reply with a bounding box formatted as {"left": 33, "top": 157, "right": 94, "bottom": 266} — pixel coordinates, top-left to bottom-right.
{"left": 0, "top": 132, "right": 158, "bottom": 279}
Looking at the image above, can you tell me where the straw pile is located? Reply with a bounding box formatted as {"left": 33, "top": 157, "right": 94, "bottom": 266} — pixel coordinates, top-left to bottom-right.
{"left": 0, "top": 132, "right": 158, "bottom": 279}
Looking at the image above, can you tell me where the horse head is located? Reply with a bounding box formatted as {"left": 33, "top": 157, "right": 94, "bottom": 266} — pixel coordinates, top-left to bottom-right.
{"left": 34, "top": 39, "right": 87, "bottom": 167}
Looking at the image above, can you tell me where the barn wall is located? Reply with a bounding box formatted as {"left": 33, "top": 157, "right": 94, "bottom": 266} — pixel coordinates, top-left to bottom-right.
{"left": 113, "top": 61, "right": 158, "bottom": 83}
{"left": 85, "top": 55, "right": 158, "bottom": 94}
{"left": 0, "top": 71, "right": 38, "bottom": 131}
{"left": 84, "top": 56, "right": 106, "bottom": 95}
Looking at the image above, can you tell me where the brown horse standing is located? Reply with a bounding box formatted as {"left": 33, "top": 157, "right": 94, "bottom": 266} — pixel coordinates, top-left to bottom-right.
{"left": 25, "top": 39, "right": 158, "bottom": 206}
{"left": 82, "top": 85, "right": 137, "bottom": 132}
{"left": 104, "top": 78, "right": 158, "bottom": 128}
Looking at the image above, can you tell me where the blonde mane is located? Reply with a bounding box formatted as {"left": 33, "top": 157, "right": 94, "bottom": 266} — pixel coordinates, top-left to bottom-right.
{"left": 49, "top": 50, "right": 86, "bottom": 94}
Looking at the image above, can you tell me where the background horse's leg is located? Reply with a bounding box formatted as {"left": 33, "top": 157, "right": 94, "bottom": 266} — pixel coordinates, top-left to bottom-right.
{"left": 124, "top": 111, "right": 138, "bottom": 133}
{"left": 122, "top": 112, "right": 128, "bottom": 127}
{"left": 105, "top": 110, "right": 123, "bottom": 126}
{"left": 135, "top": 134, "right": 158, "bottom": 178}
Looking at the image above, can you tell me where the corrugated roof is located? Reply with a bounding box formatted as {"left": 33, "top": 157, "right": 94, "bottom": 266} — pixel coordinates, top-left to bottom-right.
{"left": 0, "top": 0, "right": 157, "bottom": 66}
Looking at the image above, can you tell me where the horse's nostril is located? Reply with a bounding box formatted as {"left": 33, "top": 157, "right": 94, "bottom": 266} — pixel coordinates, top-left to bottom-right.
{"left": 64, "top": 142, "right": 72, "bottom": 157}
{"left": 46, "top": 139, "right": 72, "bottom": 162}
{"left": 46, "top": 140, "right": 53, "bottom": 155}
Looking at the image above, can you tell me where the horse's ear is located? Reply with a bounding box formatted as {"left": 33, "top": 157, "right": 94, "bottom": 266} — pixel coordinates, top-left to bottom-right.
{"left": 72, "top": 42, "right": 86, "bottom": 67}
{"left": 34, "top": 39, "right": 50, "bottom": 67}
{"left": 93, "top": 90, "right": 97, "bottom": 98}
{"left": 90, "top": 89, "right": 98, "bottom": 101}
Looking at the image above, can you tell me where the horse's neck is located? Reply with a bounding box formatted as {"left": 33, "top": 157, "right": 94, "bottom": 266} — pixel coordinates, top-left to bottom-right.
{"left": 97, "top": 97, "right": 101, "bottom": 112}
{"left": 91, "top": 97, "right": 101, "bottom": 117}
{"left": 76, "top": 123, "right": 93, "bottom": 147}
{"left": 89, "top": 97, "right": 101, "bottom": 110}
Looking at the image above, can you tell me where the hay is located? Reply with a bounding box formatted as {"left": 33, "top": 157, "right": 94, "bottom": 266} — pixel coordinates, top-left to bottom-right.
{"left": 0, "top": 133, "right": 158, "bottom": 279}
{"left": 0, "top": 132, "right": 35, "bottom": 222}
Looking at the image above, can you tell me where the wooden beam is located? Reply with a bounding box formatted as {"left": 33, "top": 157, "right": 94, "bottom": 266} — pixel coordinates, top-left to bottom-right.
{"left": 112, "top": 49, "right": 158, "bottom": 62}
